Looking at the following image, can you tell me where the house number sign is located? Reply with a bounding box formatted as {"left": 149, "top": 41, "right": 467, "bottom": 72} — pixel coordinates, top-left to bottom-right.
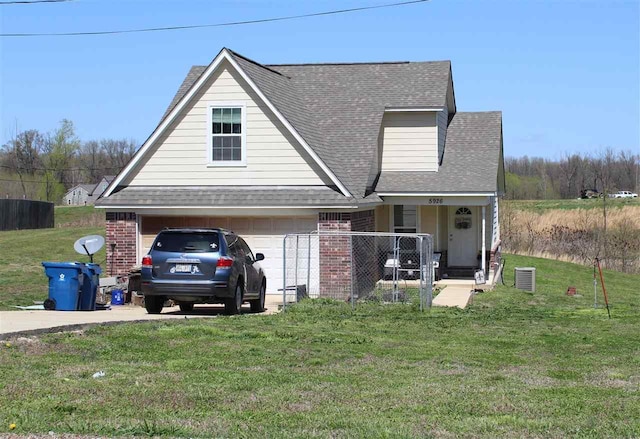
{"left": 428, "top": 198, "right": 444, "bottom": 205}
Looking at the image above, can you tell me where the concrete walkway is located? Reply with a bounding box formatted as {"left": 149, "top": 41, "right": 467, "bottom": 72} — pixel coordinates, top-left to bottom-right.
{"left": 432, "top": 281, "right": 475, "bottom": 309}
{"left": 0, "top": 296, "right": 282, "bottom": 337}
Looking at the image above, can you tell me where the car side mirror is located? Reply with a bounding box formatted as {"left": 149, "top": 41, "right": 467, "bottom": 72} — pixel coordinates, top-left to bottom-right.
{"left": 255, "top": 253, "right": 265, "bottom": 262}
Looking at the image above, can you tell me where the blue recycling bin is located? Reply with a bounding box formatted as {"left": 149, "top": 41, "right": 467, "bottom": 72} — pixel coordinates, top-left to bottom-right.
{"left": 42, "top": 262, "right": 84, "bottom": 311}
{"left": 79, "top": 263, "right": 101, "bottom": 311}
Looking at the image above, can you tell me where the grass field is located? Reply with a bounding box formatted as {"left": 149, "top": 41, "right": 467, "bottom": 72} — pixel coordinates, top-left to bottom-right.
{"left": 54, "top": 205, "right": 105, "bottom": 228}
{"left": 1, "top": 254, "right": 639, "bottom": 438}
{"left": 0, "top": 206, "right": 105, "bottom": 310}
{"left": 501, "top": 199, "right": 640, "bottom": 274}
{"left": 504, "top": 197, "right": 639, "bottom": 212}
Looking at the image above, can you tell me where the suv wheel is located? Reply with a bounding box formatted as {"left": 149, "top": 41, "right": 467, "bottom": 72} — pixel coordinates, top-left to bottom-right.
{"left": 145, "top": 295, "right": 164, "bottom": 314}
{"left": 225, "top": 283, "right": 243, "bottom": 315}
{"left": 250, "top": 282, "right": 266, "bottom": 313}
{"left": 179, "top": 303, "right": 194, "bottom": 313}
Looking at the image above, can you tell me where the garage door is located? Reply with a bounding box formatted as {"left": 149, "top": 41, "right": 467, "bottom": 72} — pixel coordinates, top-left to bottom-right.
{"left": 140, "top": 215, "right": 317, "bottom": 294}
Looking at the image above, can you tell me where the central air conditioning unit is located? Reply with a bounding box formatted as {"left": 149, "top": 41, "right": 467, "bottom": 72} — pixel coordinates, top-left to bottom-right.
{"left": 514, "top": 267, "right": 536, "bottom": 292}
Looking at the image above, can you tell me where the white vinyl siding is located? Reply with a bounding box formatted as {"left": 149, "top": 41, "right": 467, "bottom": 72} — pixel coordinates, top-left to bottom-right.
{"left": 126, "top": 60, "right": 330, "bottom": 186}
{"left": 437, "top": 108, "right": 448, "bottom": 164}
{"left": 380, "top": 112, "right": 438, "bottom": 172}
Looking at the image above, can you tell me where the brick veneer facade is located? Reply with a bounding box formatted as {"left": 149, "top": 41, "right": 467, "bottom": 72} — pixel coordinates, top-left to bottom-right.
{"left": 351, "top": 210, "right": 375, "bottom": 232}
{"left": 105, "top": 212, "right": 137, "bottom": 277}
{"left": 318, "top": 210, "right": 375, "bottom": 299}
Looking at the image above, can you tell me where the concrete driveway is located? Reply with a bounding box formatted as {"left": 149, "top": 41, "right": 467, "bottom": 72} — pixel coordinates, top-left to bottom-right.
{"left": 0, "top": 295, "right": 282, "bottom": 338}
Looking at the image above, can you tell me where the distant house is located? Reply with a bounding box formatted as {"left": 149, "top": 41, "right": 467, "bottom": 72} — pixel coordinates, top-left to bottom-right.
{"left": 63, "top": 176, "right": 115, "bottom": 205}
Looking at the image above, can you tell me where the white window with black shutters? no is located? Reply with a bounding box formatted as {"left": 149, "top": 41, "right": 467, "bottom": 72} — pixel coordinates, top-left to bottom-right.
{"left": 208, "top": 103, "right": 246, "bottom": 166}
{"left": 393, "top": 205, "right": 417, "bottom": 234}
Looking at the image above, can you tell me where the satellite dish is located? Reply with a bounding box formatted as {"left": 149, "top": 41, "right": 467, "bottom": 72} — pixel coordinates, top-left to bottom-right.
{"left": 74, "top": 235, "right": 105, "bottom": 262}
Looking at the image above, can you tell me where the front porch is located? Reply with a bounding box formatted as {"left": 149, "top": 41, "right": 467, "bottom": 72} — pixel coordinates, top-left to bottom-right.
{"left": 372, "top": 194, "right": 502, "bottom": 282}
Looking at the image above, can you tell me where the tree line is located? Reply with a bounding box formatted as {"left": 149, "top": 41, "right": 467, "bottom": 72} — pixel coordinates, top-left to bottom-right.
{"left": 505, "top": 149, "right": 639, "bottom": 200}
{"left": 0, "top": 120, "right": 137, "bottom": 203}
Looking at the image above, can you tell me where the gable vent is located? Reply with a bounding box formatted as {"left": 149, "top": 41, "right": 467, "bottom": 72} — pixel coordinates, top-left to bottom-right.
{"left": 514, "top": 267, "right": 536, "bottom": 292}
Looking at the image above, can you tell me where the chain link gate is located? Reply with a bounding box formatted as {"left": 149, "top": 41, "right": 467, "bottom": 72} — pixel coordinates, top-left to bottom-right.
{"left": 282, "top": 232, "right": 434, "bottom": 311}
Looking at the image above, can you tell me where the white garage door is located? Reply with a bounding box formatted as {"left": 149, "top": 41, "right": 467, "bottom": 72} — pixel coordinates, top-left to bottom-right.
{"left": 140, "top": 215, "right": 317, "bottom": 294}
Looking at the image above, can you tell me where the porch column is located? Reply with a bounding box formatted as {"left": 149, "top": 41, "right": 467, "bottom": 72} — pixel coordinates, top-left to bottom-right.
{"left": 481, "top": 206, "right": 486, "bottom": 275}
{"left": 105, "top": 212, "right": 137, "bottom": 277}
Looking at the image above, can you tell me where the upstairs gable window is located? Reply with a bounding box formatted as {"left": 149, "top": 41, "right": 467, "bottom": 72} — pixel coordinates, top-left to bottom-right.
{"left": 208, "top": 103, "right": 246, "bottom": 166}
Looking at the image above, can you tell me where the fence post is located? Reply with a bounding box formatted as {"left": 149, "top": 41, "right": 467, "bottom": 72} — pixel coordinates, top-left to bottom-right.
{"left": 294, "top": 235, "right": 299, "bottom": 293}
{"left": 350, "top": 234, "right": 355, "bottom": 310}
{"left": 282, "top": 235, "right": 287, "bottom": 312}
{"left": 392, "top": 236, "right": 399, "bottom": 302}
{"left": 307, "top": 234, "right": 311, "bottom": 297}
{"left": 419, "top": 236, "right": 424, "bottom": 312}
{"left": 427, "top": 236, "right": 433, "bottom": 309}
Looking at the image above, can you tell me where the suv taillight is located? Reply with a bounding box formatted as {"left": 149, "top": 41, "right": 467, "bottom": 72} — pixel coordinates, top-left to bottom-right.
{"left": 142, "top": 255, "right": 152, "bottom": 268}
{"left": 216, "top": 256, "right": 233, "bottom": 268}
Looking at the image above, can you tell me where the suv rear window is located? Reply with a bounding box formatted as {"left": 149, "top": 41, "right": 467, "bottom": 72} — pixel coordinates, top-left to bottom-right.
{"left": 153, "top": 232, "right": 219, "bottom": 253}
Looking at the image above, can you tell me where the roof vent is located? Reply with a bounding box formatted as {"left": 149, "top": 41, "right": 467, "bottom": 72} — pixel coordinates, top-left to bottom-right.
{"left": 514, "top": 267, "right": 536, "bottom": 292}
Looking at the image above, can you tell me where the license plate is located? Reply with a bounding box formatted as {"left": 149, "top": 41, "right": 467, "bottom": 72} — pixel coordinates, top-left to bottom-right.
{"left": 175, "top": 264, "right": 192, "bottom": 273}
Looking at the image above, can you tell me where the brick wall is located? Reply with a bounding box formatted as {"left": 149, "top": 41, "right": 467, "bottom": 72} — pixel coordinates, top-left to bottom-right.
{"left": 318, "top": 213, "right": 352, "bottom": 299}
{"left": 106, "top": 212, "right": 137, "bottom": 277}
{"left": 351, "top": 209, "right": 375, "bottom": 232}
{"left": 318, "top": 210, "right": 375, "bottom": 300}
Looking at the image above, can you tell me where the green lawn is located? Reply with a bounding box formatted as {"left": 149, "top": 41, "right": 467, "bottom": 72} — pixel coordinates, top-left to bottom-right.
{"left": 54, "top": 205, "right": 105, "bottom": 227}
{"left": 0, "top": 206, "right": 106, "bottom": 309}
{"left": 1, "top": 254, "right": 638, "bottom": 438}
{"left": 0, "top": 226, "right": 105, "bottom": 309}
{"left": 504, "top": 197, "right": 639, "bottom": 212}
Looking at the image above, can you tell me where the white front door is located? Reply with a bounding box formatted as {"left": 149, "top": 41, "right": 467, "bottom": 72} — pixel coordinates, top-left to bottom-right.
{"left": 448, "top": 206, "right": 478, "bottom": 267}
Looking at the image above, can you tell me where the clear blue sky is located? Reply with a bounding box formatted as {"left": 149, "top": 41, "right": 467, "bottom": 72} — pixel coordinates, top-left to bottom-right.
{"left": 1, "top": 0, "right": 638, "bottom": 159}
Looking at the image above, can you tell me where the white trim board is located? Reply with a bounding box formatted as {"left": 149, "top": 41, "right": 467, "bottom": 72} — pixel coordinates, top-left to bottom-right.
{"left": 102, "top": 48, "right": 351, "bottom": 199}
{"left": 97, "top": 205, "right": 361, "bottom": 210}
{"left": 382, "top": 196, "right": 491, "bottom": 207}
{"left": 384, "top": 107, "right": 445, "bottom": 112}
{"left": 378, "top": 192, "right": 496, "bottom": 197}
{"left": 102, "top": 207, "right": 360, "bottom": 217}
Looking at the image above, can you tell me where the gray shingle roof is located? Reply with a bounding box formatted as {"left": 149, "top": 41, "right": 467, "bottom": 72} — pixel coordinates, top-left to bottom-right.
{"left": 161, "top": 50, "right": 452, "bottom": 198}
{"left": 160, "top": 66, "right": 206, "bottom": 121}
{"left": 96, "top": 186, "right": 381, "bottom": 207}
{"left": 375, "top": 112, "right": 503, "bottom": 193}
{"left": 144, "top": 49, "right": 503, "bottom": 207}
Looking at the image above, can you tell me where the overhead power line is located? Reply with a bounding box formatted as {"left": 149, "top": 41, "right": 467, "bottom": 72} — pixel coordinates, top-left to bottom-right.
{"left": 0, "top": 0, "right": 428, "bottom": 37}
{"left": 0, "top": 0, "right": 72, "bottom": 5}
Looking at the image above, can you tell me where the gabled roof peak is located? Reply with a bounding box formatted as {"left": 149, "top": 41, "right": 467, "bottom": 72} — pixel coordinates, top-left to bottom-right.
{"left": 225, "top": 48, "right": 289, "bottom": 78}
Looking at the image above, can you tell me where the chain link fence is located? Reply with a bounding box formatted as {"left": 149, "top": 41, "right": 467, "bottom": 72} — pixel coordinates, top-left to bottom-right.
{"left": 282, "top": 232, "right": 434, "bottom": 311}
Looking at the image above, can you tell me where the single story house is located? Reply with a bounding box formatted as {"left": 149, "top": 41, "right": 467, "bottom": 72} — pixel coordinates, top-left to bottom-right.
{"left": 64, "top": 176, "right": 115, "bottom": 205}
{"left": 96, "top": 48, "right": 505, "bottom": 293}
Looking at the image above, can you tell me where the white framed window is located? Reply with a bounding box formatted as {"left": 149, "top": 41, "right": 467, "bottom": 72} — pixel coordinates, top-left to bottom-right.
{"left": 392, "top": 205, "right": 418, "bottom": 234}
{"left": 207, "top": 102, "right": 247, "bottom": 166}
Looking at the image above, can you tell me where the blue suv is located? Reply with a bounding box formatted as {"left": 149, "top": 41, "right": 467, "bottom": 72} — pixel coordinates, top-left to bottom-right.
{"left": 141, "top": 228, "right": 266, "bottom": 315}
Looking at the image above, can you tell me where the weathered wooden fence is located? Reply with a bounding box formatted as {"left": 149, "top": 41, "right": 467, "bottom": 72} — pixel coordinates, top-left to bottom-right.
{"left": 0, "top": 199, "right": 54, "bottom": 231}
